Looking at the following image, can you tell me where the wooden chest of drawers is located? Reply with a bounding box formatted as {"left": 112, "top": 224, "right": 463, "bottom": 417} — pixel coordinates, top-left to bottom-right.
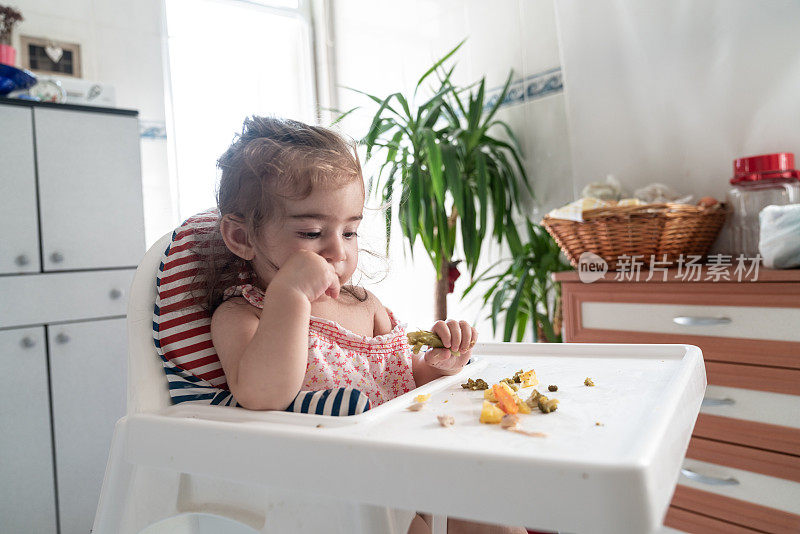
{"left": 555, "top": 268, "right": 800, "bottom": 534}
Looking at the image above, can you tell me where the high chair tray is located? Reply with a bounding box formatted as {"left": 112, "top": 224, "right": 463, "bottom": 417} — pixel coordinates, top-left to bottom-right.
{"left": 124, "top": 342, "right": 705, "bottom": 534}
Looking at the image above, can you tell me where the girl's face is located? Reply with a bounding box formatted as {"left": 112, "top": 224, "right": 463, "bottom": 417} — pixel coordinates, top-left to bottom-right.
{"left": 253, "top": 180, "right": 365, "bottom": 289}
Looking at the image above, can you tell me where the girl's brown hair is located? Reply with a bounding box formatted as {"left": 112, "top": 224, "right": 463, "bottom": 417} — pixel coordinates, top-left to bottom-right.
{"left": 196, "top": 116, "right": 366, "bottom": 312}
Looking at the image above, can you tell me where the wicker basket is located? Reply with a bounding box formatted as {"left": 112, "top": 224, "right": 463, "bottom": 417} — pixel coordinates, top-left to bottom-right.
{"left": 542, "top": 203, "right": 728, "bottom": 270}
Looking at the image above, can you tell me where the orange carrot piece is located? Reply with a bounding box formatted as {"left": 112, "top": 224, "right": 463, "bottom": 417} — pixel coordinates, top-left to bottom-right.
{"left": 493, "top": 384, "right": 519, "bottom": 415}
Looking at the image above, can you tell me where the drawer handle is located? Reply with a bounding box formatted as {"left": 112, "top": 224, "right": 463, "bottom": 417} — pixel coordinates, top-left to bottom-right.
{"left": 673, "top": 316, "right": 732, "bottom": 326}
{"left": 20, "top": 336, "right": 36, "bottom": 348}
{"left": 50, "top": 251, "right": 65, "bottom": 264}
{"left": 55, "top": 332, "right": 70, "bottom": 344}
{"left": 701, "top": 397, "right": 735, "bottom": 407}
{"left": 681, "top": 468, "right": 739, "bottom": 486}
{"left": 15, "top": 254, "right": 30, "bottom": 266}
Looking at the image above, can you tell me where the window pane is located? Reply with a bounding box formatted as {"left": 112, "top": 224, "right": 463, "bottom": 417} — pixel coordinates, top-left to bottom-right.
{"left": 165, "top": 0, "right": 314, "bottom": 219}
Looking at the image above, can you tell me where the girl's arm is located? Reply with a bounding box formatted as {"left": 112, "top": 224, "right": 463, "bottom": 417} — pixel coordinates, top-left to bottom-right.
{"left": 411, "top": 351, "right": 448, "bottom": 386}
{"left": 211, "top": 284, "right": 311, "bottom": 410}
{"left": 372, "top": 301, "right": 472, "bottom": 387}
{"left": 211, "top": 250, "right": 341, "bottom": 411}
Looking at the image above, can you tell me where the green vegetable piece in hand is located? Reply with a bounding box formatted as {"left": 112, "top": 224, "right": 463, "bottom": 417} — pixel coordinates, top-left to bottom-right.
{"left": 406, "top": 330, "right": 459, "bottom": 356}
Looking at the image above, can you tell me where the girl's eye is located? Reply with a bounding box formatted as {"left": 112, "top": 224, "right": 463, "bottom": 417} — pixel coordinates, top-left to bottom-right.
{"left": 297, "top": 231, "right": 358, "bottom": 239}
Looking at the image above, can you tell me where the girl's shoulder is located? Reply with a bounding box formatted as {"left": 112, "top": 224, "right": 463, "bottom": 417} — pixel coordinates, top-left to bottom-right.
{"left": 211, "top": 295, "right": 261, "bottom": 325}
{"left": 363, "top": 289, "right": 394, "bottom": 336}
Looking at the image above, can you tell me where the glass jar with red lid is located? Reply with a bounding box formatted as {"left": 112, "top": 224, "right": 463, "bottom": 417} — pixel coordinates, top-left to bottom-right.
{"left": 725, "top": 153, "right": 800, "bottom": 257}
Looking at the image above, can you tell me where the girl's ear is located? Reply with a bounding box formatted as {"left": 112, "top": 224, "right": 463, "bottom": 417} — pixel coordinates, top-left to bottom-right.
{"left": 220, "top": 215, "right": 256, "bottom": 260}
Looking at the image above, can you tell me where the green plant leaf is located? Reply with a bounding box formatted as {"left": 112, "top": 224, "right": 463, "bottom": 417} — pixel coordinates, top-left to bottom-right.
{"left": 408, "top": 163, "right": 421, "bottom": 244}
{"left": 505, "top": 217, "right": 523, "bottom": 256}
{"left": 441, "top": 143, "right": 464, "bottom": 218}
{"left": 480, "top": 70, "right": 514, "bottom": 134}
{"left": 422, "top": 129, "right": 445, "bottom": 206}
{"left": 515, "top": 311, "right": 529, "bottom": 343}
{"left": 504, "top": 270, "right": 527, "bottom": 341}
{"left": 330, "top": 106, "right": 360, "bottom": 126}
{"left": 467, "top": 77, "right": 486, "bottom": 138}
{"left": 474, "top": 151, "right": 489, "bottom": 244}
{"left": 461, "top": 190, "right": 476, "bottom": 273}
{"left": 344, "top": 86, "right": 404, "bottom": 121}
{"left": 491, "top": 284, "right": 507, "bottom": 334}
{"left": 414, "top": 39, "right": 466, "bottom": 98}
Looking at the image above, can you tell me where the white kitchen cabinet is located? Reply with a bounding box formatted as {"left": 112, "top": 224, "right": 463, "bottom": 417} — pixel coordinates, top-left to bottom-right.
{"left": 0, "top": 105, "right": 41, "bottom": 274}
{"left": 0, "top": 327, "right": 58, "bottom": 533}
{"left": 34, "top": 107, "right": 145, "bottom": 271}
{"left": 49, "top": 317, "right": 127, "bottom": 534}
{"left": 0, "top": 97, "right": 144, "bottom": 534}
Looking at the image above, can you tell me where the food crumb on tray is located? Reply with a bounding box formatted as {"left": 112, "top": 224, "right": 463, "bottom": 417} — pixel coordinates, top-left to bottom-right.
{"left": 537, "top": 396, "right": 559, "bottom": 413}
{"left": 461, "top": 378, "right": 489, "bottom": 390}
{"left": 584, "top": 377, "right": 595, "bottom": 387}
{"left": 500, "top": 414, "right": 546, "bottom": 437}
{"left": 437, "top": 414, "right": 455, "bottom": 427}
{"left": 500, "top": 414, "right": 520, "bottom": 429}
{"left": 548, "top": 385, "right": 558, "bottom": 392}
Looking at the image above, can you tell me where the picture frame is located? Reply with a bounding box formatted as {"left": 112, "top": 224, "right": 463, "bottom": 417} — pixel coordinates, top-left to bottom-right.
{"left": 19, "top": 35, "right": 82, "bottom": 78}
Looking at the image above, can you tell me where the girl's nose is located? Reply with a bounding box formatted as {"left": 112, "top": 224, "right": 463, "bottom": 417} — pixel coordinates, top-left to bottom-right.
{"left": 322, "top": 236, "right": 347, "bottom": 263}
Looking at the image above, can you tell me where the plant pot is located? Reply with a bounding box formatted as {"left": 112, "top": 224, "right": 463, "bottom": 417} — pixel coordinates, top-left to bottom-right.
{"left": 0, "top": 44, "right": 16, "bottom": 66}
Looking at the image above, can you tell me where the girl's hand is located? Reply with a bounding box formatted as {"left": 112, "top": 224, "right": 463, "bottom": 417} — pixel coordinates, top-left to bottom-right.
{"left": 271, "top": 250, "right": 341, "bottom": 303}
{"left": 424, "top": 319, "right": 477, "bottom": 374}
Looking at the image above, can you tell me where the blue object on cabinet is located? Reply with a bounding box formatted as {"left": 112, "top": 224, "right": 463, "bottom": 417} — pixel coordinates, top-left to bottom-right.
{"left": 0, "top": 64, "right": 37, "bottom": 95}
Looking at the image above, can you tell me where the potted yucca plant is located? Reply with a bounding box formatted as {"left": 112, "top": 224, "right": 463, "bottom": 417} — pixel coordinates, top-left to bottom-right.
{"left": 342, "top": 41, "right": 532, "bottom": 320}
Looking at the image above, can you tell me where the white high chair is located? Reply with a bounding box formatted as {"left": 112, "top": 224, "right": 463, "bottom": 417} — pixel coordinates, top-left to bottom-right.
{"left": 93, "top": 233, "right": 706, "bottom": 534}
{"left": 92, "top": 232, "right": 424, "bottom": 534}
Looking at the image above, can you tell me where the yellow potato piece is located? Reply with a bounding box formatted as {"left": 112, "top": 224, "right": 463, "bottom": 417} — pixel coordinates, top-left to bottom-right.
{"left": 520, "top": 369, "right": 539, "bottom": 387}
{"left": 483, "top": 389, "right": 497, "bottom": 402}
{"left": 414, "top": 394, "right": 431, "bottom": 403}
{"left": 479, "top": 400, "right": 505, "bottom": 424}
{"left": 514, "top": 395, "right": 531, "bottom": 414}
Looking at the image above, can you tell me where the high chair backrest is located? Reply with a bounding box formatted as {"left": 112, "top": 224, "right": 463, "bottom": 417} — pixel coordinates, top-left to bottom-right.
{"left": 127, "top": 209, "right": 252, "bottom": 413}
{"left": 126, "top": 211, "right": 370, "bottom": 418}
{"left": 127, "top": 231, "right": 174, "bottom": 414}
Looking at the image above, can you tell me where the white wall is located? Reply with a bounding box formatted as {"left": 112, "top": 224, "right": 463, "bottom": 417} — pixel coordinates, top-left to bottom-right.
{"left": 555, "top": 0, "right": 800, "bottom": 201}
{"left": 331, "top": 0, "right": 571, "bottom": 339}
{"left": 12, "top": 1, "right": 569, "bottom": 340}
{"left": 13, "top": 0, "right": 175, "bottom": 246}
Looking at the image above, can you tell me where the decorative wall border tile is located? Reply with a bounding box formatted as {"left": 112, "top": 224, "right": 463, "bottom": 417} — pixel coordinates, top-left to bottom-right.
{"left": 485, "top": 66, "right": 563, "bottom": 110}
{"left": 140, "top": 120, "right": 167, "bottom": 139}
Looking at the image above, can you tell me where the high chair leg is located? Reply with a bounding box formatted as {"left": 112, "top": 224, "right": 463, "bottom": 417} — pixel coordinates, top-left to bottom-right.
{"left": 93, "top": 418, "right": 135, "bottom": 533}
{"left": 432, "top": 514, "right": 448, "bottom": 534}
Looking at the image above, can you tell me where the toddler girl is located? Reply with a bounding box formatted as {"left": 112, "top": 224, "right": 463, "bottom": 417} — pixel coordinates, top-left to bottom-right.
{"left": 206, "top": 116, "right": 526, "bottom": 534}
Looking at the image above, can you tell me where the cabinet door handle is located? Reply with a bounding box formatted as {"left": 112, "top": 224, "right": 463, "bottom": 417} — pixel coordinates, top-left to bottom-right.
{"left": 20, "top": 336, "right": 36, "bottom": 348}
{"left": 15, "top": 254, "right": 30, "bottom": 266}
{"left": 673, "top": 316, "right": 732, "bottom": 326}
{"left": 702, "top": 397, "right": 735, "bottom": 408}
{"left": 109, "top": 288, "right": 123, "bottom": 300}
{"left": 681, "top": 468, "right": 739, "bottom": 486}
{"left": 55, "top": 332, "right": 70, "bottom": 344}
{"left": 50, "top": 251, "right": 64, "bottom": 263}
